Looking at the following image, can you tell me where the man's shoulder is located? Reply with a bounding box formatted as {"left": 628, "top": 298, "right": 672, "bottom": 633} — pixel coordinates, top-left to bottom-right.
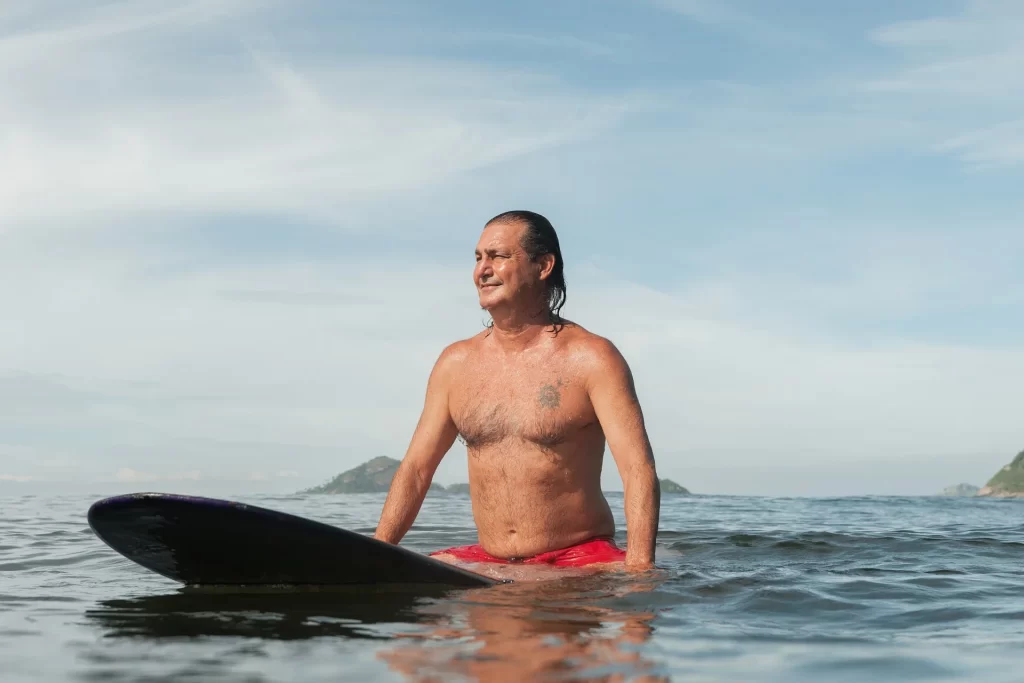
{"left": 559, "top": 324, "right": 626, "bottom": 366}
{"left": 560, "top": 327, "right": 636, "bottom": 396}
{"left": 434, "top": 333, "right": 487, "bottom": 369}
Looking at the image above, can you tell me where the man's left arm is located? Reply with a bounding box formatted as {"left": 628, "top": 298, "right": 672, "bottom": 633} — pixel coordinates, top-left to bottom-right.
{"left": 586, "top": 338, "right": 660, "bottom": 570}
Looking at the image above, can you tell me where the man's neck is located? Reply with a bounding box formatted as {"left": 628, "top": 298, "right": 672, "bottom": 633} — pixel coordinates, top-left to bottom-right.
{"left": 487, "top": 305, "right": 554, "bottom": 351}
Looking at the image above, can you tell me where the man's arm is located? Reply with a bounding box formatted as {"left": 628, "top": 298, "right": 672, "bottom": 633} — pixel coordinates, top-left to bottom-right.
{"left": 585, "top": 338, "right": 660, "bottom": 569}
{"left": 373, "top": 345, "right": 461, "bottom": 544}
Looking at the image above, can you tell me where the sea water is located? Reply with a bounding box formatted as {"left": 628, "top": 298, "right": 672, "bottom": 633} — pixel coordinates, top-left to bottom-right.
{"left": 1, "top": 492, "right": 1021, "bottom": 681}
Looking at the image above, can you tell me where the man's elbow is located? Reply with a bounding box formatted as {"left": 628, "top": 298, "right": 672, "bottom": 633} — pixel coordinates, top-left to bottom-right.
{"left": 621, "top": 456, "right": 658, "bottom": 491}
{"left": 623, "top": 451, "right": 657, "bottom": 477}
{"left": 396, "top": 457, "right": 435, "bottom": 492}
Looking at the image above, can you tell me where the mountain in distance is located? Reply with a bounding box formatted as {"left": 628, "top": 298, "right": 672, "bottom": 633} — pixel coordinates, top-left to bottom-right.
{"left": 938, "top": 483, "right": 980, "bottom": 497}
{"left": 302, "top": 456, "right": 446, "bottom": 495}
{"left": 978, "top": 449, "right": 1024, "bottom": 498}
{"left": 660, "top": 479, "right": 690, "bottom": 494}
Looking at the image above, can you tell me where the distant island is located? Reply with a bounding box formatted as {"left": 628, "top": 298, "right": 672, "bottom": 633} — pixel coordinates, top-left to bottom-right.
{"left": 302, "top": 456, "right": 692, "bottom": 496}
{"left": 978, "top": 449, "right": 1024, "bottom": 498}
{"left": 302, "top": 450, "right": 1024, "bottom": 499}
{"left": 301, "top": 456, "right": 465, "bottom": 495}
{"left": 302, "top": 456, "right": 446, "bottom": 495}
{"left": 938, "top": 483, "right": 980, "bottom": 497}
{"left": 660, "top": 479, "right": 690, "bottom": 494}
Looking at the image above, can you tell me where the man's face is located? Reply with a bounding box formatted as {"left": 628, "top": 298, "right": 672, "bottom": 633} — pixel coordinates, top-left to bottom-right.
{"left": 473, "top": 220, "right": 539, "bottom": 311}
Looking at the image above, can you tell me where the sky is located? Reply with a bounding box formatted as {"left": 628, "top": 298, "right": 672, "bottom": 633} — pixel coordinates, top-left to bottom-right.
{"left": 1, "top": 0, "right": 1022, "bottom": 497}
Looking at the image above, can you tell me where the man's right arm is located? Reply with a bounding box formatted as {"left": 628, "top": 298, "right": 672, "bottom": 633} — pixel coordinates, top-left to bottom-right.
{"left": 373, "top": 345, "right": 461, "bottom": 545}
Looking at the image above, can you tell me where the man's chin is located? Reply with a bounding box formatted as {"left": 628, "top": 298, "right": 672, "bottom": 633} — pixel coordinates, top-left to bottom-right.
{"left": 477, "top": 290, "right": 503, "bottom": 309}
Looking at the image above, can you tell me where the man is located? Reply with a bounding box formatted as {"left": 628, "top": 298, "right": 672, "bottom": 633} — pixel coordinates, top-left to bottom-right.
{"left": 373, "top": 210, "right": 660, "bottom": 571}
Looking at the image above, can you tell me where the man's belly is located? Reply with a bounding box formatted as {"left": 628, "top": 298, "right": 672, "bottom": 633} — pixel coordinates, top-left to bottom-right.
{"left": 466, "top": 478, "right": 616, "bottom": 559}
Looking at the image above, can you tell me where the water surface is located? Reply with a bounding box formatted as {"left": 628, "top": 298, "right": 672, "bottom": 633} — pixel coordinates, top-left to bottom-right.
{"left": 1, "top": 492, "right": 1021, "bottom": 681}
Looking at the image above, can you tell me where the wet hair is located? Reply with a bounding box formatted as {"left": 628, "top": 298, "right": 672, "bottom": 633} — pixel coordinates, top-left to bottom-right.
{"left": 486, "top": 210, "right": 567, "bottom": 325}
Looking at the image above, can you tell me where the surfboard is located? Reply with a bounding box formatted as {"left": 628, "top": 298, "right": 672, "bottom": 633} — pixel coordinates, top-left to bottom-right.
{"left": 88, "top": 493, "right": 500, "bottom": 588}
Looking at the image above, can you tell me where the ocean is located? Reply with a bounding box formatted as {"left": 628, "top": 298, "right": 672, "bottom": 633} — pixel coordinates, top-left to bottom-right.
{"left": 1, "top": 491, "right": 1021, "bottom": 682}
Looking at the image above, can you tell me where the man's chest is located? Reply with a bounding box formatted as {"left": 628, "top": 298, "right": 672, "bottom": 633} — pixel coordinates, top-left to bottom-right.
{"left": 449, "top": 364, "right": 595, "bottom": 448}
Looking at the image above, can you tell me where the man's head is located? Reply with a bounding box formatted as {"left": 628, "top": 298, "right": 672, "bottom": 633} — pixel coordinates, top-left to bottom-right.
{"left": 474, "top": 210, "right": 567, "bottom": 324}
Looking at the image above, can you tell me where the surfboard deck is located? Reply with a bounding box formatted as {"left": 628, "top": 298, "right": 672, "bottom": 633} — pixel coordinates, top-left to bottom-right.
{"left": 88, "top": 493, "right": 500, "bottom": 588}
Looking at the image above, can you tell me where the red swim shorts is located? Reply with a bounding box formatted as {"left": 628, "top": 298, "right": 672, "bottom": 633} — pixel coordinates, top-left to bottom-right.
{"left": 429, "top": 537, "right": 626, "bottom": 567}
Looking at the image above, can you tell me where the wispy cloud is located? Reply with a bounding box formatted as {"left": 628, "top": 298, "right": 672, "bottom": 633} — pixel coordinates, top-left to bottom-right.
{"left": 870, "top": 1, "right": 1024, "bottom": 50}
{"left": 864, "top": 0, "right": 1024, "bottom": 167}
{"left": 650, "top": 0, "right": 823, "bottom": 48}
{"left": 248, "top": 470, "right": 298, "bottom": 481}
{"left": 0, "top": 474, "right": 35, "bottom": 482}
{"left": 0, "top": 1, "right": 636, "bottom": 230}
{"left": 651, "top": 0, "right": 744, "bottom": 26}
{"left": 112, "top": 467, "right": 202, "bottom": 483}
{"left": 2, "top": 248, "right": 1021, "bottom": 495}
{"left": 0, "top": 0, "right": 263, "bottom": 59}
{"left": 934, "top": 118, "right": 1024, "bottom": 170}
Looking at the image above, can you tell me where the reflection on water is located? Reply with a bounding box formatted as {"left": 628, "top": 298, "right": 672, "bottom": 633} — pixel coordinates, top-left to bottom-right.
{"left": 380, "top": 573, "right": 670, "bottom": 682}
{"left": 85, "top": 573, "right": 670, "bottom": 681}
{"left": 86, "top": 585, "right": 460, "bottom": 641}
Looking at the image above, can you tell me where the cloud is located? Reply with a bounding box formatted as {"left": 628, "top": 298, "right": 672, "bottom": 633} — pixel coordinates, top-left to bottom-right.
{"left": 246, "top": 470, "right": 299, "bottom": 481}
{"left": 247, "top": 470, "right": 303, "bottom": 481}
{"left": 639, "top": 1, "right": 1024, "bottom": 173}
{"left": 0, "top": 474, "right": 35, "bottom": 482}
{"left": 668, "top": 217, "right": 1024, "bottom": 326}
{"left": 869, "top": 1, "right": 1024, "bottom": 50}
{"left": 651, "top": 0, "right": 744, "bottom": 26}
{"left": 113, "top": 468, "right": 202, "bottom": 483}
{"left": 935, "top": 119, "right": 1024, "bottom": 170}
{"left": 0, "top": 0, "right": 263, "bottom": 59}
{"left": 650, "top": 0, "right": 822, "bottom": 48}
{"left": 2, "top": 246, "right": 1021, "bottom": 495}
{"left": 863, "top": 0, "right": 1024, "bottom": 167}
{"left": 112, "top": 468, "right": 157, "bottom": 483}
{"left": 578, "top": 267, "right": 1024, "bottom": 440}
{"left": 0, "top": 1, "right": 636, "bottom": 231}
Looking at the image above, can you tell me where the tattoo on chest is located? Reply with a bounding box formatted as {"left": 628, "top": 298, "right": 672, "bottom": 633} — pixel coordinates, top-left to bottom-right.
{"left": 537, "top": 379, "right": 565, "bottom": 409}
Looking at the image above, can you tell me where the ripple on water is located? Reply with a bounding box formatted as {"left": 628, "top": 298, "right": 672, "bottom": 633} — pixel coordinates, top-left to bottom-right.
{"left": 1, "top": 492, "right": 1023, "bottom": 682}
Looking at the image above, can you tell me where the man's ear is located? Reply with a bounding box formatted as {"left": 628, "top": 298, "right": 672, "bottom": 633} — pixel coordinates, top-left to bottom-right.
{"left": 536, "top": 253, "right": 556, "bottom": 280}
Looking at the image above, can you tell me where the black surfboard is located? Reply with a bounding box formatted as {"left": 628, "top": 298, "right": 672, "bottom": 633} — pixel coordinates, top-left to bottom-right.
{"left": 88, "top": 493, "right": 499, "bottom": 588}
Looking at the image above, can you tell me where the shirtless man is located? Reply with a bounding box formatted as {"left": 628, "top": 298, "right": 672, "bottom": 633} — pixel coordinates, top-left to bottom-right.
{"left": 373, "top": 210, "right": 660, "bottom": 571}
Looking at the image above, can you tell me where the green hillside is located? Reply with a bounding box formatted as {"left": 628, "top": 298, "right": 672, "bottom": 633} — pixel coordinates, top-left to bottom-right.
{"left": 302, "top": 456, "right": 446, "bottom": 495}
{"left": 660, "top": 478, "right": 690, "bottom": 494}
{"left": 979, "top": 450, "right": 1024, "bottom": 497}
